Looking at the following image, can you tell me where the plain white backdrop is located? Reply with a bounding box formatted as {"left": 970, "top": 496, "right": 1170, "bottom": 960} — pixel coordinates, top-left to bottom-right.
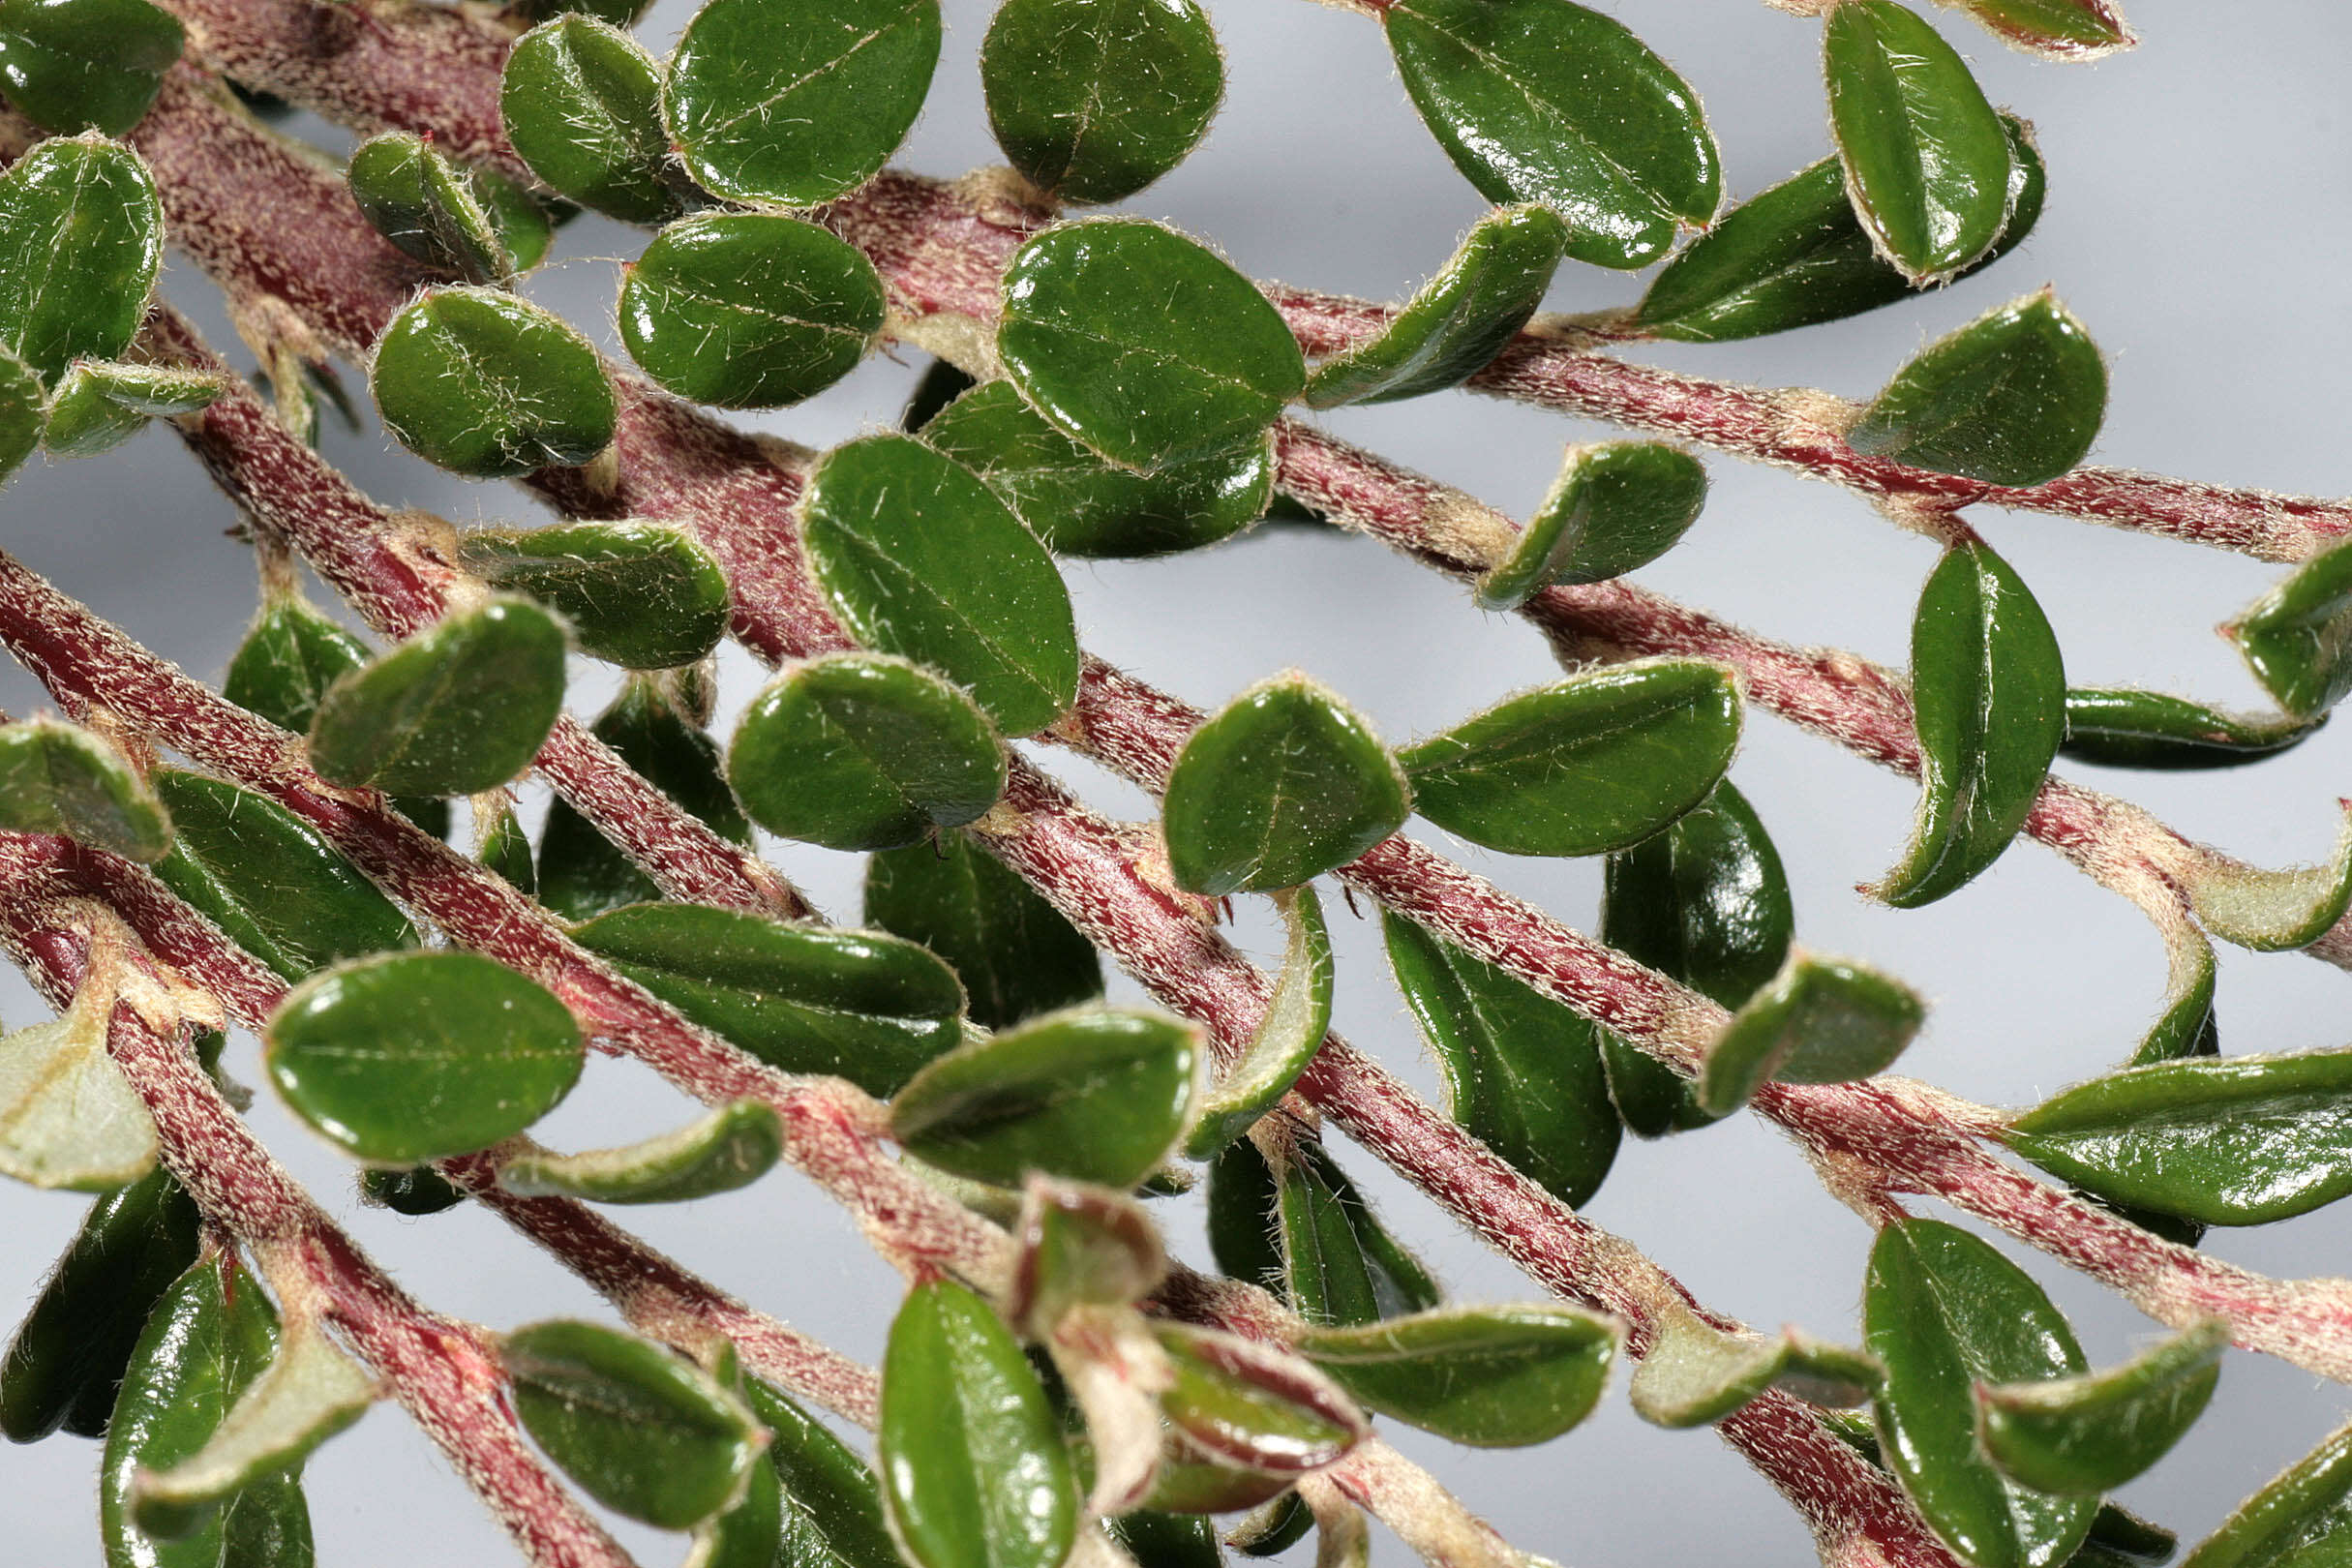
{"left": 5, "top": 0, "right": 2352, "bottom": 1561}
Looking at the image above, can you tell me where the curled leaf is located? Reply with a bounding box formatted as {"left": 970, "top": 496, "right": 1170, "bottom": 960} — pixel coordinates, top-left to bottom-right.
{"left": 2061, "top": 687, "right": 2322, "bottom": 771}
{"left": 498, "top": 1101, "right": 784, "bottom": 1205}
{"left": 1274, "top": 1137, "right": 1441, "bottom": 1329}
{"left": 0, "top": 714, "right": 171, "bottom": 861}
{"left": 2226, "top": 539, "right": 2352, "bottom": 719}
{"left": 1154, "top": 1323, "right": 1366, "bottom": 1476}
{"left": 0, "top": 1006, "right": 157, "bottom": 1191}
{"left": 1695, "top": 951, "right": 1925, "bottom": 1117}
{"left": 1295, "top": 1304, "right": 1618, "bottom": 1448}
{"left": 1976, "top": 1318, "right": 2226, "bottom": 1496}
{"left": 1629, "top": 1307, "right": 1879, "bottom": 1429}
{"left": 1185, "top": 888, "right": 1334, "bottom": 1160}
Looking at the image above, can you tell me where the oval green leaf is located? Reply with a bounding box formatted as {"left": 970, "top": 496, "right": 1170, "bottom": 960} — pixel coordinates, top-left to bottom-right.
{"left": 1205, "top": 1137, "right": 1287, "bottom": 1296}
{"left": 2226, "top": 538, "right": 2352, "bottom": 719}
{"left": 2062, "top": 687, "right": 2323, "bottom": 771}
{"left": 1383, "top": 0, "right": 1718, "bottom": 269}
{"left": 1155, "top": 1322, "right": 1366, "bottom": 1476}
{"left": 1695, "top": 951, "right": 1925, "bottom": 1116}
{"left": 1184, "top": 888, "right": 1334, "bottom": 1159}
{"left": 0, "top": 714, "right": 171, "bottom": 860}
{"left": 1977, "top": 1317, "right": 2225, "bottom": 1496}
{"left": 1296, "top": 1304, "right": 1617, "bottom": 1448}
{"left": 0, "top": 134, "right": 162, "bottom": 382}
{"left": 1950, "top": 0, "right": 2130, "bottom": 60}
{"left": 980, "top": 0, "right": 1222, "bottom": 204}
{"left": 501, "top": 15, "right": 684, "bottom": 225}
{"left": 1630, "top": 1306, "right": 1880, "bottom": 1429}
{"left": 1849, "top": 290, "right": 2107, "bottom": 487}
{"left": 0, "top": 0, "right": 180, "bottom": 135}
{"left": 1275, "top": 1137, "right": 1442, "bottom": 1329}
{"left": 1475, "top": 440, "right": 1708, "bottom": 609}
{"left": 740, "top": 1374, "right": 902, "bottom": 1568}
{"left": 996, "top": 219, "right": 1307, "bottom": 472}
{"left": 1397, "top": 658, "right": 1741, "bottom": 858}
{"left": 372, "top": 287, "right": 616, "bottom": 477}
{"left": 499, "top": 1101, "right": 784, "bottom": 1205}
{"left": 264, "top": 950, "right": 585, "bottom": 1163}
{"left": 459, "top": 521, "right": 730, "bottom": 671}
{"left": 864, "top": 830, "right": 1102, "bottom": 1032}
{"left": 347, "top": 133, "right": 512, "bottom": 286}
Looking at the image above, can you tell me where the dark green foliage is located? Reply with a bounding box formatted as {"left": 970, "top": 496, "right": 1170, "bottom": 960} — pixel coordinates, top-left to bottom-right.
{"left": 863, "top": 833, "right": 1101, "bottom": 1030}
{"left": 980, "top": 0, "right": 1223, "bottom": 203}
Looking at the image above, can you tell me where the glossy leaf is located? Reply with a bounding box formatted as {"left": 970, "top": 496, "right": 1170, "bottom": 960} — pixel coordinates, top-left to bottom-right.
{"left": 0, "top": 0, "right": 180, "bottom": 135}
{"left": 923, "top": 380, "right": 1271, "bottom": 558}
{"left": 1630, "top": 1307, "right": 1880, "bottom": 1429}
{"left": 890, "top": 1008, "right": 1200, "bottom": 1189}
{"left": 0, "top": 344, "right": 39, "bottom": 484}
{"left": 1009, "top": 1177, "right": 1166, "bottom": 1335}
{"left": 264, "top": 950, "right": 584, "bottom": 1163}
{"left": 0, "top": 1008, "right": 156, "bottom": 1190}
{"left": 1296, "top": 1305, "right": 1617, "bottom": 1447}
{"left": 1475, "top": 440, "right": 1708, "bottom": 609}
{"left": 0, "top": 714, "right": 171, "bottom": 860}
{"left": 1205, "top": 1137, "right": 1287, "bottom": 1295}
{"left": 360, "top": 1165, "right": 466, "bottom": 1217}
{"left": 1696, "top": 952, "right": 1925, "bottom": 1116}
{"left": 1631, "top": 117, "right": 2044, "bottom": 343}
{"left": 1866, "top": 1219, "right": 2095, "bottom": 1568}
{"left": 150, "top": 769, "right": 416, "bottom": 983}
{"left": 476, "top": 167, "right": 556, "bottom": 274}
{"left": 347, "top": 133, "right": 512, "bottom": 286}
{"left": 499, "top": 1101, "right": 784, "bottom": 1205}
{"left": 1275, "top": 1138, "right": 1442, "bottom": 1328}
{"left": 371, "top": 287, "right": 615, "bottom": 477}
{"left": 2226, "top": 537, "right": 2352, "bottom": 719}
{"left": 133, "top": 1320, "right": 377, "bottom": 1539}
{"left": 1185, "top": 889, "right": 1334, "bottom": 1159}
{"left": 864, "top": 831, "right": 1102, "bottom": 1031}
{"left": 1950, "top": 0, "right": 2131, "bottom": 60}
{"left": 1383, "top": 0, "right": 1718, "bottom": 269}
{"left": 980, "top": 0, "right": 1223, "bottom": 204}
{"left": 0, "top": 1164, "right": 199, "bottom": 1442}
{"left": 1306, "top": 206, "right": 1568, "bottom": 408}
{"left": 619, "top": 214, "right": 885, "bottom": 410}
{"left": 541, "top": 676, "right": 749, "bottom": 920}
{"left": 728, "top": 652, "right": 1007, "bottom": 852}
{"left": 1598, "top": 780, "right": 1791, "bottom": 1136}
{"left": 1381, "top": 909, "right": 1619, "bottom": 1206}
{"left": 1877, "top": 538, "right": 2066, "bottom": 908}
{"left": 1397, "top": 659, "right": 1741, "bottom": 858}
{"left": 688, "top": 1444, "right": 786, "bottom": 1568}
{"left": 1161, "top": 673, "right": 1408, "bottom": 896}
{"left": 2179, "top": 1422, "right": 2352, "bottom": 1568}
{"left": 504, "top": 1319, "right": 761, "bottom": 1528}
{"left": 459, "top": 522, "right": 730, "bottom": 670}
{"left": 101, "top": 1254, "right": 311, "bottom": 1568}
{"left": 0, "top": 135, "right": 162, "bottom": 382}
{"left": 664, "top": 0, "right": 941, "bottom": 206}
{"left": 306, "top": 598, "right": 567, "bottom": 797}
{"left": 800, "top": 435, "right": 1080, "bottom": 736}
{"left": 1977, "top": 1317, "right": 2225, "bottom": 1495}
{"left": 996, "top": 219, "right": 1307, "bottom": 472}
{"left": 2004, "top": 1049, "right": 2352, "bottom": 1226}
{"left": 739, "top": 1375, "right": 901, "bottom": 1568}
{"left": 1849, "top": 290, "right": 2107, "bottom": 487}
{"left": 1824, "top": 0, "right": 2013, "bottom": 283}
{"left": 43, "top": 360, "right": 220, "bottom": 458}
{"left": 879, "top": 1278, "right": 1078, "bottom": 1568}
{"left": 1108, "top": 1512, "right": 1223, "bottom": 1568}
{"left": 2063, "top": 687, "right": 2322, "bottom": 771}
{"left": 1154, "top": 1323, "right": 1366, "bottom": 1475}
{"left": 2075, "top": 1505, "right": 2178, "bottom": 1568}
{"left": 501, "top": 16, "right": 683, "bottom": 225}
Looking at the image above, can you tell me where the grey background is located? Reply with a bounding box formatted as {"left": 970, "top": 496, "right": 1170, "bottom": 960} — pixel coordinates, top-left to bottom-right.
{"left": 5, "top": 0, "right": 2351, "bottom": 1561}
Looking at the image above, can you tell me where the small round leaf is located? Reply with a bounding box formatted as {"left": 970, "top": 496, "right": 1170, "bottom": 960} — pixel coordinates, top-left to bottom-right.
{"left": 501, "top": 15, "right": 683, "bottom": 225}
{"left": 0, "top": 135, "right": 163, "bottom": 382}
{"left": 372, "top": 287, "right": 615, "bottom": 477}
{"left": 980, "top": 0, "right": 1223, "bottom": 204}
{"left": 458, "top": 522, "right": 730, "bottom": 670}
{"left": 0, "top": 0, "right": 181, "bottom": 136}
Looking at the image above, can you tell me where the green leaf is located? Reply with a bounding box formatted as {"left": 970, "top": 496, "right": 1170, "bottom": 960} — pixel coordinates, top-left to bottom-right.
{"left": 1155, "top": 1322, "right": 1366, "bottom": 1477}
{"left": 1295, "top": 1305, "right": 1616, "bottom": 1448}
{"left": 1977, "top": 1318, "right": 2225, "bottom": 1496}
{"left": 1380, "top": 909, "right": 1619, "bottom": 1207}
{"left": 2174, "top": 809, "right": 2352, "bottom": 953}
{"left": 728, "top": 651, "right": 1008, "bottom": 852}
{"left": 996, "top": 219, "right": 1307, "bottom": 472}
{"left": 864, "top": 831, "right": 1102, "bottom": 1031}
{"left": 0, "top": 714, "right": 171, "bottom": 859}
{"left": 1695, "top": 952, "right": 1925, "bottom": 1116}
{"left": 501, "top": 16, "right": 684, "bottom": 225}
{"left": 1947, "top": 0, "right": 2131, "bottom": 60}
{"left": 739, "top": 1375, "right": 902, "bottom": 1568}
{"left": 891, "top": 1009, "right": 1200, "bottom": 1189}
{"left": 504, "top": 1319, "right": 761, "bottom": 1528}
{"left": 1205, "top": 1137, "right": 1286, "bottom": 1295}
{"left": 573, "top": 902, "right": 964, "bottom": 1097}
{"left": 459, "top": 522, "right": 730, "bottom": 671}
{"left": 800, "top": 435, "right": 1080, "bottom": 736}
{"left": 619, "top": 214, "right": 885, "bottom": 410}
{"left": 1631, "top": 117, "right": 2045, "bottom": 343}
{"left": 540, "top": 676, "right": 748, "bottom": 920}
{"left": 1009, "top": 1177, "right": 1165, "bottom": 1335}
{"left": 102, "top": 1254, "right": 312, "bottom": 1568}
{"left": 1161, "top": 673, "right": 1408, "bottom": 896}
{"left": 879, "top": 1278, "right": 1079, "bottom": 1568}
{"left": 1383, "top": 0, "right": 1718, "bottom": 269}
{"left": 922, "top": 380, "right": 1271, "bottom": 558}
{"left": 476, "top": 167, "right": 557, "bottom": 275}
{"left": 689, "top": 1445, "right": 786, "bottom": 1568}
{"left": 1598, "top": 780, "right": 1791, "bottom": 1136}
{"left": 1305, "top": 205, "right": 1568, "bottom": 409}
{"left": 1185, "top": 889, "right": 1334, "bottom": 1159}
{"left": 346, "top": 133, "right": 512, "bottom": 286}
{"left": 1397, "top": 658, "right": 1741, "bottom": 859}
{"left": 1474, "top": 441, "right": 1708, "bottom": 609}
{"left": 1629, "top": 1306, "right": 1880, "bottom": 1429}
{"left": 2062, "top": 687, "right": 2323, "bottom": 771}
{"left": 264, "top": 950, "right": 585, "bottom": 1163}
{"left": 903, "top": 358, "right": 977, "bottom": 434}
{"left": 360, "top": 1165, "right": 466, "bottom": 1217}
{"left": 479, "top": 799, "right": 537, "bottom": 893}
{"left": 1108, "top": 1513, "right": 1223, "bottom": 1568}
{"left": 306, "top": 598, "right": 567, "bottom": 797}
{"left": 0, "top": 1004, "right": 156, "bottom": 1191}
{"left": 133, "top": 1319, "right": 377, "bottom": 1540}
{"left": 0, "top": 1164, "right": 199, "bottom": 1442}
{"left": 1876, "top": 537, "right": 2066, "bottom": 908}
{"left": 0, "top": 0, "right": 180, "bottom": 135}
{"left": 42, "top": 359, "right": 219, "bottom": 458}
{"left": 1824, "top": 0, "right": 2014, "bottom": 283}
{"left": 980, "top": 0, "right": 1222, "bottom": 204}
{"left": 1274, "top": 1138, "right": 1441, "bottom": 1328}
{"left": 2074, "top": 1505, "right": 2177, "bottom": 1568}
{"left": 2227, "top": 538, "right": 2352, "bottom": 719}
{"left": 664, "top": 0, "right": 941, "bottom": 206}
{"left": 2004, "top": 1048, "right": 2352, "bottom": 1226}
{"left": 1849, "top": 290, "right": 2107, "bottom": 487}
{"left": 150, "top": 769, "right": 415, "bottom": 983}
{"left": 1865, "top": 1219, "right": 2096, "bottom": 1568}
{"left": 371, "top": 287, "right": 616, "bottom": 477}
{"left": 0, "top": 135, "right": 161, "bottom": 383}
{"left": 0, "top": 344, "right": 41, "bottom": 484}
{"left": 498, "top": 1101, "right": 784, "bottom": 1204}
{"left": 1227, "top": 1494, "right": 1313, "bottom": 1557}
{"left": 2180, "top": 1422, "right": 2352, "bottom": 1568}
